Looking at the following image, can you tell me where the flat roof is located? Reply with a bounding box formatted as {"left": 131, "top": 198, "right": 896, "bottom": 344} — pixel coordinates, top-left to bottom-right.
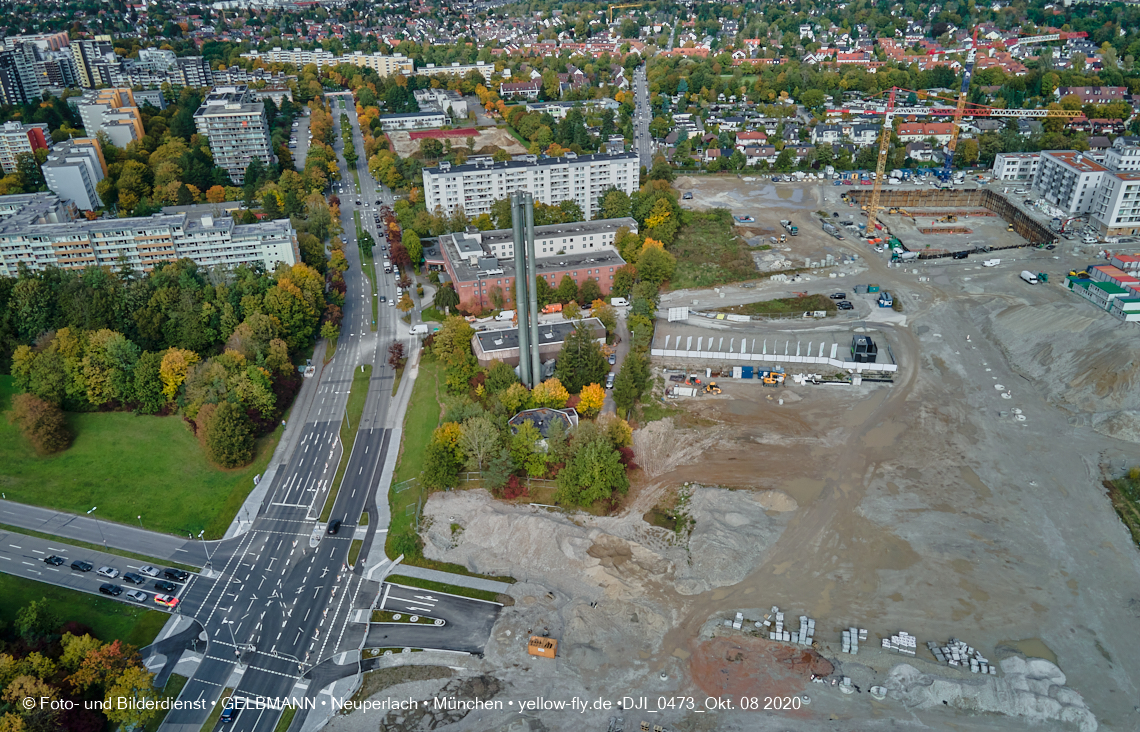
{"left": 380, "top": 111, "right": 446, "bottom": 119}
{"left": 474, "top": 318, "right": 604, "bottom": 354}
{"left": 425, "top": 152, "right": 637, "bottom": 176}
{"left": 1045, "top": 151, "right": 1107, "bottom": 173}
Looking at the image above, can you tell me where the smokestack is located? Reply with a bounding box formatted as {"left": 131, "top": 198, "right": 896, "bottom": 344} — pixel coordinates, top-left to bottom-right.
{"left": 525, "top": 194, "right": 541, "bottom": 385}
{"left": 512, "top": 192, "right": 532, "bottom": 387}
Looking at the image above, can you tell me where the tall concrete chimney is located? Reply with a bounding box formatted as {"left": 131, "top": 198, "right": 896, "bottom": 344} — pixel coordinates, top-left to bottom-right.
{"left": 511, "top": 192, "right": 532, "bottom": 387}
{"left": 524, "top": 195, "right": 541, "bottom": 384}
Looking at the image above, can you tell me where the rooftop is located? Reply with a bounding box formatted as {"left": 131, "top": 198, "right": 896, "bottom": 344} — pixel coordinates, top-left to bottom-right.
{"left": 508, "top": 407, "right": 579, "bottom": 438}
{"left": 1045, "top": 151, "right": 1107, "bottom": 173}
{"left": 426, "top": 151, "right": 638, "bottom": 176}
{"left": 474, "top": 318, "right": 605, "bottom": 355}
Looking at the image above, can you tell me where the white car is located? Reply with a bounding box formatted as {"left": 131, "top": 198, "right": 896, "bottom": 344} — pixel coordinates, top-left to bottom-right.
{"left": 139, "top": 565, "right": 161, "bottom": 577}
{"left": 125, "top": 590, "right": 148, "bottom": 603}
{"left": 95, "top": 566, "right": 120, "bottom": 579}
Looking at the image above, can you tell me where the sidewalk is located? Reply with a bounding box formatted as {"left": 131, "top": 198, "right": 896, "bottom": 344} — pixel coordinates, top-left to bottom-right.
{"left": 392, "top": 565, "right": 512, "bottom": 595}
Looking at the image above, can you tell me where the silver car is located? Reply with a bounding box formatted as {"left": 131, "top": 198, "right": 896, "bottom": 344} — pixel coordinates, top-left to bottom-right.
{"left": 125, "top": 590, "right": 148, "bottom": 603}
{"left": 96, "top": 566, "right": 120, "bottom": 579}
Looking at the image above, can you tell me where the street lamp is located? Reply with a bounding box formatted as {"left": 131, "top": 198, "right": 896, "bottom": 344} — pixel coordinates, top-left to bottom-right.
{"left": 86, "top": 507, "right": 107, "bottom": 549}
{"left": 198, "top": 530, "right": 213, "bottom": 567}
{"left": 137, "top": 515, "right": 143, "bottom": 529}
{"left": 222, "top": 619, "right": 240, "bottom": 657}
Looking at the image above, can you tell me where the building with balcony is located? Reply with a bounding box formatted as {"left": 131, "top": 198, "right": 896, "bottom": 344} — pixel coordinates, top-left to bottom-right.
{"left": 0, "top": 121, "right": 50, "bottom": 174}
{"left": 76, "top": 88, "right": 144, "bottom": 148}
{"left": 992, "top": 152, "right": 1040, "bottom": 181}
{"left": 42, "top": 138, "right": 106, "bottom": 211}
{"left": 1031, "top": 151, "right": 1106, "bottom": 216}
{"left": 422, "top": 152, "right": 639, "bottom": 221}
{"left": 193, "top": 85, "right": 274, "bottom": 184}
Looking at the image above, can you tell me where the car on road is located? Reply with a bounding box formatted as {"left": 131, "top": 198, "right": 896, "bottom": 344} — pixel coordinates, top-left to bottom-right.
{"left": 44, "top": 555, "right": 65, "bottom": 566}
{"left": 379, "top": 295, "right": 386, "bottom": 303}
{"left": 327, "top": 519, "right": 341, "bottom": 535}
{"left": 220, "top": 704, "right": 237, "bottom": 724}
{"left": 154, "top": 580, "right": 178, "bottom": 593}
{"left": 123, "top": 572, "right": 146, "bottom": 585}
{"left": 830, "top": 292, "right": 847, "bottom": 299}
{"left": 608, "top": 353, "right": 617, "bottom": 365}
{"left": 164, "top": 568, "right": 190, "bottom": 582}
{"left": 71, "top": 560, "right": 93, "bottom": 572}
{"left": 125, "top": 590, "right": 148, "bottom": 603}
{"left": 139, "top": 565, "right": 161, "bottom": 577}
{"left": 96, "top": 566, "right": 120, "bottom": 579}
{"left": 98, "top": 583, "right": 123, "bottom": 596}
{"left": 154, "top": 594, "right": 179, "bottom": 608}
{"left": 355, "top": 201, "right": 361, "bottom": 206}
{"left": 606, "top": 372, "right": 616, "bottom": 389}
{"left": 837, "top": 301, "right": 854, "bottom": 310}
{"left": 376, "top": 200, "right": 383, "bottom": 205}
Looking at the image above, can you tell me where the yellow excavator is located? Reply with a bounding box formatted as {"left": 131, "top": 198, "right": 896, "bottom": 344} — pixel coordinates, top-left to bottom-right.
{"left": 937, "top": 214, "right": 958, "bottom": 223}
{"left": 703, "top": 382, "right": 722, "bottom": 395}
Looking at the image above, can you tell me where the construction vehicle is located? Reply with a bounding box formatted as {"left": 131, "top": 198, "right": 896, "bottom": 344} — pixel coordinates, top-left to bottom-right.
{"left": 779, "top": 219, "right": 799, "bottom": 236}
{"left": 703, "top": 382, "right": 722, "bottom": 395}
{"left": 1007, "top": 223, "right": 1015, "bottom": 232}
{"left": 936, "top": 214, "right": 958, "bottom": 223}
{"left": 760, "top": 368, "right": 785, "bottom": 387}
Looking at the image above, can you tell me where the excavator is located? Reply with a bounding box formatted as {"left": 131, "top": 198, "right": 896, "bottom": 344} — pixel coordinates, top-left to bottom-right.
{"left": 703, "top": 382, "right": 722, "bottom": 395}
{"left": 936, "top": 214, "right": 958, "bottom": 224}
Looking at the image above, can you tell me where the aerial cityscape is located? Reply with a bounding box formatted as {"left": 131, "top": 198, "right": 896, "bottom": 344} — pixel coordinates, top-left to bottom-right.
{"left": 0, "top": 0, "right": 1139, "bottom": 730}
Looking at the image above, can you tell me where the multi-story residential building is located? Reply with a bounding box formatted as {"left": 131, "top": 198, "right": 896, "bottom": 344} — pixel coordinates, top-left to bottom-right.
{"left": 239, "top": 47, "right": 414, "bottom": 77}
{"left": 0, "top": 46, "right": 38, "bottom": 105}
{"left": 0, "top": 194, "right": 297, "bottom": 275}
{"left": 3, "top": 32, "right": 70, "bottom": 52}
{"left": 499, "top": 80, "right": 542, "bottom": 100}
{"left": 524, "top": 98, "right": 618, "bottom": 120}
{"left": 992, "top": 152, "right": 1041, "bottom": 181}
{"left": 1056, "top": 86, "right": 1127, "bottom": 104}
{"left": 71, "top": 36, "right": 117, "bottom": 88}
{"left": 76, "top": 88, "right": 144, "bottom": 148}
{"left": 42, "top": 138, "right": 106, "bottom": 211}
{"left": 1032, "top": 151, "right": 1107, "bottom": 215}
{"left": 422, "top": 153, "right": 639, "bottom": 221}
{"left": 1103, "top": 138, "right": 1140, "bottom": 172}
{"left": 194, "top": 85, "right": 274, "bottom": 184}
{"left": 1089, "top": 171, "right": 1140, "bottom": 237}
{"left": 133, "top": 89, "right": 167, "bottom": 109}
{"left": 0, "top": 121, "right": 50, "bottom": 174}
{"left": 108, "top": 49, "right": 213, "bottom": 89}
{"left": 429, "top": 218, "right": 635, "bottom": 311}
{"left": 378, "top": 111, "right": 448, "bottom": 131}
{"left": 420, "top": 61, "right": 504, "bottom": 78}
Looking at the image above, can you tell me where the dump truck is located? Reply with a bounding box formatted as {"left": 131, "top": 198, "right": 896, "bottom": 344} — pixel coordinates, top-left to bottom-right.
{"left": 780, "top": 220, "right": 799, "bottom": 236}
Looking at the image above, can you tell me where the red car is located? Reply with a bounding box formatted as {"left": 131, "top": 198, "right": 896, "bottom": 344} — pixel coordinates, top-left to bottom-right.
{"left": 154, "top": 594, "right": 179, "bottom": 608}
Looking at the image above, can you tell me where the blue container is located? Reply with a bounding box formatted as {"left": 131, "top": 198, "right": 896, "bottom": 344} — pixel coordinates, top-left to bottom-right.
{"left": 741, "top": 366, "right": 753, "bottom": 379}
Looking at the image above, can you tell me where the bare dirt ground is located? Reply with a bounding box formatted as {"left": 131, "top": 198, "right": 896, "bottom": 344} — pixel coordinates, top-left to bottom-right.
{"left": 330, "top": 179, "right": 1140, "bottom": 732}
{"left": 386, "top": 127, "right": 526, "bottom": 158}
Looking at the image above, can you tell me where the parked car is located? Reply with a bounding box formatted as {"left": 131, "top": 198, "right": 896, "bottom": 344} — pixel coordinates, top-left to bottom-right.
{"left": 154, "top": 594, "right": 179, "bottom": 608}
{"left": 71, "top": 560, "right": 93, "bottom": 572}
{"left": 164, "top": 568, "right": 190, "bottom": 582}
{"left": 837, "top": 301, "right": 855, "bottom": 310}
{"left": 98, "top": 583, "right": 123, "bottom": 596}
{"left": 154, "top": 580, "right": 178, "bottom": 593}
{"left": 96, "top": 566, "right": 120, "bottom": 579}
{"left": 125, "top": 590, "right": 148, "bottom": 603}
{"left": 682, "top": 192, "right": 693, "bottom": 200}
{"left": 139, "top": 565, "right": 161, "bottom": 577}
{"left": 123, "top": 572, "right": 146, "bottom": 585}
{"left": 605, "top": 372, "right": 616, "bottom": 389}
{"left": 44, "top": 555, "right": 65, "bottom": 566}
{"left": 830, "top": 292, "right": 847, "bottom": 299}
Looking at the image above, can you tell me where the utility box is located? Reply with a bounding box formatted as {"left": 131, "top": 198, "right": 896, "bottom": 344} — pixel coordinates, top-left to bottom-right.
{"left": 851, "top": 335, "right": 878, "bottom": 363}
{"left": 867, "top": 284, "right": 881, "bottom": 293}
{"left": 528, "top": 636, "right": 558, "bottom": 659}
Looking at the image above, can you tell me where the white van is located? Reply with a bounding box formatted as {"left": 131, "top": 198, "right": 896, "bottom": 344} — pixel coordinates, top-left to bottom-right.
{"left": 610, "top": 297, "right": 629, "bottom": 307}
{"left": 495, "top": 310, "right": 516, "bottom": 321}
{"left": 409, "top": 324, "right": 429, "bottom": 335}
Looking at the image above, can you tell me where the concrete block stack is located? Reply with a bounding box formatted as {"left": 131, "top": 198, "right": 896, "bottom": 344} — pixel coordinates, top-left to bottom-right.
{"left": 883, "top": 630, "right": 916, "bottom": 655}
{"left": 765, "top": 607, "right": 791, "bottom": 642}
{"left": 927, "top": 638, "right": 997, "bottom": 675}
{"left": 840, "top": 627, "right": 867, "bottom": 654}
{"left": 793, "top": 615, "right": 815, "bottom": 646}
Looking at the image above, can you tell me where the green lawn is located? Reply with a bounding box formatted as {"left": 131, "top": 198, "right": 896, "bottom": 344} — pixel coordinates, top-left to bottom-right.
{"left": 670, "top": 209, "right": 760, "bottom": 289}
{"left": 351, "top": 167, "right": 361, "bottom": 194}
{"left": 0, "top": 573, "right": 169, "bottom": 647}
{"left": 385, "top": 574, "right": 505, "bottom": 604}
{"left": 200, "top": 688, "right": 233, "bottom": 732}
{"left": 142, "top": 674, "right": 188, "bottom": 732}
{"left": 272, "top": 705, "right": 296, "bottom": 732}
{"left": 420, "top": 307, "right": 444, "bottom": 323}
{"left": 320, "top": 365, "right": 372, "bottom": 523}
{"left": 0, "top": 522, "right": 197, "bottom": 572}
{"left": 714, "top": 293, "right": 838, "bottom": 316}
{"left": 0, "top": 376, "right": 281, "bottom": 539}
{"left": 353, "top": 210, "right": 378, "bottom": 331}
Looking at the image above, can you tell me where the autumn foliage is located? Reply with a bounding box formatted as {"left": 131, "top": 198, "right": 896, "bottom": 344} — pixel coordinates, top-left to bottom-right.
{"left": 8, "top": 393, "right": 72, "bottom": 454}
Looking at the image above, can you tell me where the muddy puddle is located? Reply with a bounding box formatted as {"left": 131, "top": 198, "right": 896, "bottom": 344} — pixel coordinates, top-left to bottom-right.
{"left": 994, "top": 637, "right": 1059, "bottom": 666}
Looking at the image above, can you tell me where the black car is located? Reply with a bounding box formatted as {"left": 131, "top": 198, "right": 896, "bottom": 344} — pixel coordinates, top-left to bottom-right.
{"left": 44, "top": 555, "right": 65, "bottom": 566}
{"left": 71, "top": 560, "right": 93, "bottom": 572}
{"left": 376, "top": 200, "right": 383, "bottom": 205}
{"left": 163, "top": 568, "right": 190, "bottom": 582}
{"left": 154, "top": 580, "right": 178, "bottom": 593}
{"left": 952, "top": 251, "right": 970, "bottom": 259}
{"left": 837, "top": 301, "right": 855, "bottom": 310}
{"left": 830, "top": 292, "right": 847, "bottom": 299}
{"left": 98, "top": 583, "right": 123, "bottom": 597}
{"left": 123, "top": 572, "right": 146, "bottom": 585}
{"left": 327, "top": 519, "right": 341, "bottom": 535}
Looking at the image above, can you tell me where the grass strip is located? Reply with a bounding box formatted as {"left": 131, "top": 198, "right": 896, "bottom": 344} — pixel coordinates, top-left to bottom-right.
{"left": 199, "top": 688, "right": 233, "bottom": 732}
{"left": 391, "top": 366, "right": 403, "bottom": 396}
{"left": 142, "top": 674, "right": 188, "bottom": 732}
{"left": 319, "top": 364, "right": 372, "bottom": 523}
{"left": 713, "top": 293, "right": 838, "bottom": 316}
{"left": 272, "top": 705, "right": 296, "bottom": 732}
{"left": 0, "top": 573, "right": 168, "bottom": 647}
{"left": 359, "top": 511, "right": 369, "bottom": 526}
{"left": 353, "top": 210, "right": 378, "bottom": 332}
{"left": 371, "top": 609, "right": 437, "bottom": 624}
{"left": 385, "top": 574, "right": 505, "bottom": 604}
{"left": 348, "top": 539, "right": 363, "bottom": 566}
{"left": 351, "top": 167, "right": 361, "bottom": 194}
{"left": 0, "top": 522, "right": 198, "bottom": 573}
{"left": 1106, "top": 474, "right": 1140, "bottom": 549}
{"left": 324, "top": 336, "right": 337, "bottom": 364}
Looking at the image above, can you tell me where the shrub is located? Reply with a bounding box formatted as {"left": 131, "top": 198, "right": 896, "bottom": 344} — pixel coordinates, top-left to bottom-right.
{"left": 8, "top": 393, "right": 72, "bottom": 455}
{"left": 204, "top": 401, "right": 255, "bottom": 468}
{"left": 502, "top": 474, "right": 528, "bottom": 500}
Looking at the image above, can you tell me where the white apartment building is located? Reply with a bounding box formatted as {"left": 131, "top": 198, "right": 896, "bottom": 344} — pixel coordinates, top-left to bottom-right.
{"left": 1031, "top": 151, "right": 1106, "bottom": 216}
{"left": 76, "top": 88, "right": 144, "bottom": 148}
{"left": 42, "top": 138, "right": 106, "bottom": 211}
{"left": 240, "top": 48, "right": 413, "bottom": 77}
{"left": 378, "top": 111, "right": 447, "bottom": 131}
{"left": 194, "top": 85, "right": 274, "bottom": 184}
{"left": 0, "top": 121, "right": 50, "bottom": 174}
{"left": 413, "top": 89, "right": 468, "bottom": 118}
{"left": 1089, "top": 171, "right": 1140, "bottom": 236}
{"left": 0, "top": 194, "right": 297, "bottom": 275}
{"left": 423, "top": 153, "right": 639, "bottom": 220}
{"left": 992, "top": 152, "right": 1040, "bottom": 181}
{"left": 1103, "top": 139, "right": 1140, "bottom": 172}
{"left": 420, "top": 61, "right": 505, "bottom": 78}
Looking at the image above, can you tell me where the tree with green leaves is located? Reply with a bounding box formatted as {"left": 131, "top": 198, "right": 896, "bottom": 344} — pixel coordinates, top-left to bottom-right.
{"left": 403, "top": 229, "right": 423, "bottom": 265}
{"left": 15, "top": 597, "right": 58, "bottom": 640}
{"left": 636, "top": 246, "right": 677, "bottom": 285}
{"left": 205, "top": 401, "right": 255, "bottom": 468}
{"left": 555, "top": 322, "right": 608, "bottom": 393}
{"left": 261, "top": 191, "right": 282, "bottom": 219}
{"left": 554, "top": 429, "right": 628, "bottom": 506}
{"left": 433, "top": 283, "right": 460, "bottom": 312}
{"left": 485, "top": 359, "right": 518, "bottom": 392}
{"left": 612, "top": 352, "right": 649, "bottom": 415}
{"left": 554, "top": 274, "right": 579, "bottom": 304}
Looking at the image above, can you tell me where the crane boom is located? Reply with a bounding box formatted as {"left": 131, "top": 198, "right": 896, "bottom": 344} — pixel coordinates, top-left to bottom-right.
{"left": 608, "top": 3, "right": 643, "bottom": 24}
{"left": 865, "top": 86, "right": 897, "bottom": 237}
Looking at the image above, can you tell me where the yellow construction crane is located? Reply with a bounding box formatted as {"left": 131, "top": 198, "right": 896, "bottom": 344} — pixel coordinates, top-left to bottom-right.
{"left": 609, "top": 3, "right": 643, "bottom": 24}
